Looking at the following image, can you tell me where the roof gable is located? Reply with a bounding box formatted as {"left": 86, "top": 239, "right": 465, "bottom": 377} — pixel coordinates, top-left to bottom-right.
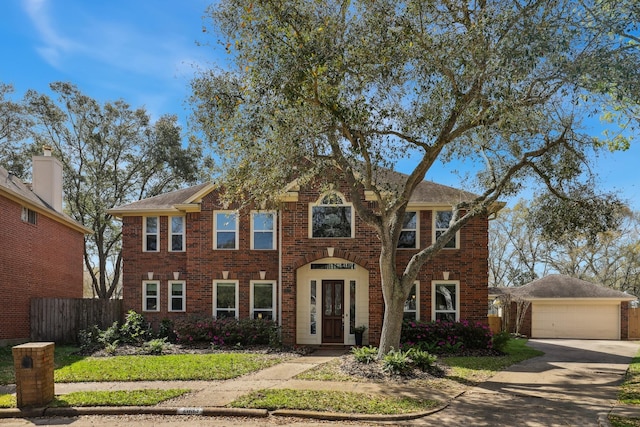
{"left": 108, "top": 182, "right": 215, "bottom": 216}
{"left": 0, "top": 165, "right": 91, "bottom": 234}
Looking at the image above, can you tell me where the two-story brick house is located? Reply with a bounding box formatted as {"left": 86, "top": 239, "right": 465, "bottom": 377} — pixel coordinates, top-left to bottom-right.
{"left": 0, "top": 148, "right": 90, "bottom": 345}
{"left": 109, "top": 170, "right": 490, "bottom": 346}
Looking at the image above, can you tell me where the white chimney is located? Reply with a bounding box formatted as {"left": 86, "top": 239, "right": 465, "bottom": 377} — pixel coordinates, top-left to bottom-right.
{"left": 32, "top": 145, "right": 63, "bottom": 212}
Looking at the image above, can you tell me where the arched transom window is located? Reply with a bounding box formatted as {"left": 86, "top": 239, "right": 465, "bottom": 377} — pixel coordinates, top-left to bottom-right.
{"left": 310, "top": 192, "right": 353, "bottom": 238}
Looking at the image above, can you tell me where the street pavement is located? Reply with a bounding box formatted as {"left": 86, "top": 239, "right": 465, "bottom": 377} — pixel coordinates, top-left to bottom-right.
{"left": 1, "top": 339, "right": 640, "bottom": 426}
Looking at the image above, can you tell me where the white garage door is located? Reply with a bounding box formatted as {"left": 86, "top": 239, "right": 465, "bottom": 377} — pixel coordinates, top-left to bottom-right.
{"left": 532, "top": 302, "right": 620, "bottom": 339}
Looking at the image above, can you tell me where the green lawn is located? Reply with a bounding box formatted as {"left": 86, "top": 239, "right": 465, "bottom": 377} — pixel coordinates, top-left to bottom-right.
{"left": 610, "top": 348, "right": 640, "bottom": 426}
{"left": 0, "top": 345, "right": 284, "bottom": 384}
{"left": 442, "top": 338, "right": 544, "bottom": 385}
{"left": 230, "top": 389, "right": 440, "bottom": 414}
{"left": 0, "top": 339, "right": 543, "bottom": 415}
{"left": 0, "top": 389, "right": 189, "bottom": 408}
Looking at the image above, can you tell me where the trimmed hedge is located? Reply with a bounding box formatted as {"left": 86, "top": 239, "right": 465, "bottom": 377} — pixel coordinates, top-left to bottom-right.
{"left": 173, "top": 316, "right": 280, "bottom": 347}
{"left": 401, "top": 319, "right": 493, "bottom": 353}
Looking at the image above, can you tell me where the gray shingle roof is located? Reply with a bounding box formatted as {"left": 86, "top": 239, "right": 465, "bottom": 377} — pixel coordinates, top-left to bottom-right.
{"left": 0, "top": 164, "right": 90, "bottom": 233}
{"left": 367, "top": 166, "right": 479, "bottom": 204}
{"left": 511, "top": 274, "right": 635, "bottom": 300}
{"left": 110, "top": 182, "right": 213, "bottom": 213}
{"left": 111, "top": 167, "right": 480, "bottom": 213}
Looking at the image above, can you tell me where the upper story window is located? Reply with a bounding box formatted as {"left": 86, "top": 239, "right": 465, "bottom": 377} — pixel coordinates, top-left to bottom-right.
{"left": 169, "top": 216, "right": 185, "bottom": 252}
{"left": 434, "top": 210, "right": 458, "bottom": 249}
{"left": 21, "top": 207, "right": 37, "bottom": 225}
{"left": 143, "top": 216, "right": 159, "bottom": 252}
{"left": 214, "top": 211, "right": 238, "bottom": 249}
{"left": 311, "top": 192, "right": 353, "bottom": 238}
{"left": 251, "top": 211, "right": 276, "bottom": 250}
{"left": 398, "top": 211, "right": 418, "bottom": 248}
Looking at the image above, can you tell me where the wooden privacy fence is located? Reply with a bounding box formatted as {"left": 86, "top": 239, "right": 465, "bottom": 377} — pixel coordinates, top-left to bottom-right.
{"left": 30, "top": 298, "right": 123, "bottom": 343}
{"left": 629, "top": 307, "right": 640, "bottom": 339}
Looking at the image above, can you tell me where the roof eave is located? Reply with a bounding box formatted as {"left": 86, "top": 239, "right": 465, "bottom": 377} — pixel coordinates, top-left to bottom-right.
{"left": 1, "top": 187, "right": 92, "bottom": 235}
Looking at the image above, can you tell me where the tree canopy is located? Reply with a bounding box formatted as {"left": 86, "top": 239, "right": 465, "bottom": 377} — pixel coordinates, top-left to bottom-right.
{"left": 191, "top": 0, "right": 640, "bottom": 354}
{"left": 1, "top": 82, "right": 206, "bottom": 299}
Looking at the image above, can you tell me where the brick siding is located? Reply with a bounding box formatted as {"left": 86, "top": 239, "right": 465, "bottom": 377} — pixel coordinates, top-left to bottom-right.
{"left": 121, "top": 182, "right": 490, "bottom": 345}
{"left": 0, "top": 196, "right": 84, "bottom": 341}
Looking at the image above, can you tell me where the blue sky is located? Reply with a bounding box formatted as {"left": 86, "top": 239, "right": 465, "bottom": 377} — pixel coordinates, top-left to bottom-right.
{"left": 1, "top": 0, "right": 638, "bottom": 209}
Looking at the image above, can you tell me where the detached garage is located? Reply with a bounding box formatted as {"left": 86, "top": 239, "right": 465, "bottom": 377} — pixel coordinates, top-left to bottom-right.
{"left": 511, "top": 275, "right": 635, "bottom": 340}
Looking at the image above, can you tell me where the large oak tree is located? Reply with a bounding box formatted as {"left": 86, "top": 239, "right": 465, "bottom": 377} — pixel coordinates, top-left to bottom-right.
{"left": 24, "top": 82, "right": 206, "bottom": 299}
{"left": 191, "top": 0, "right": 640, "bottom": 355}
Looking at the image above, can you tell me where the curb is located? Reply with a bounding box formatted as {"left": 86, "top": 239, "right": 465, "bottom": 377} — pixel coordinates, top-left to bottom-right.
{"left": 0, "top": 406, "right": 268, "bottom": 419}
{"left": 0, "top": 403, "right": 448, "bottom": 421}
{"left": 272, "top": 402, "right": 449, "bottom": 422}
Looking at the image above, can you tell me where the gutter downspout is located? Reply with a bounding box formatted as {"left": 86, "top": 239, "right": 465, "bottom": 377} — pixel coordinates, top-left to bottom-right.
{"left": 278, "top": 210, "right": 283, "bottom": 330}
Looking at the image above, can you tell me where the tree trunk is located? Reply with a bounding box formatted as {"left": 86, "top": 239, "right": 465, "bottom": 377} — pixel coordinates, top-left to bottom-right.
{"left": 377, "top": 293, "right": 406, "bottom": 358}
{"left": 377, "top": 247, "right": 408, "bottom": 358}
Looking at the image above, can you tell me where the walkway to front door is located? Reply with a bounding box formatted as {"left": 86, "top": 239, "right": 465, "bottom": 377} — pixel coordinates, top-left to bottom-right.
{"left": 322, "top": 280, "right": 344, "bottom": 343}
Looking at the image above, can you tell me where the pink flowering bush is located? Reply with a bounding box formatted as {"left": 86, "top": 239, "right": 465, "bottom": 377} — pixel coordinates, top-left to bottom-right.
{"left": 401, "top": 319, "right": 493, "bottom": 353}
{"left": 173, "top": 316, "right": 279, "bottom": 347}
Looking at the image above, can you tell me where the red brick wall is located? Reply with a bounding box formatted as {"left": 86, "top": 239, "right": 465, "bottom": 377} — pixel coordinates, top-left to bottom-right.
{"left": 121, "top": 183, "right": 490, "bottom": 344}
{"left": 0, "top": 196, "right": 84, "bottom": 341}
{"left": 122, "top": 191, "right": 279, "bottom": 329}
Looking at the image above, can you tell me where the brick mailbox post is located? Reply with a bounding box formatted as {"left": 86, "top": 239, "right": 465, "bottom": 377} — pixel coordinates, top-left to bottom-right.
{"left": 12, "top": 342, "right": 55, "bottom": 408}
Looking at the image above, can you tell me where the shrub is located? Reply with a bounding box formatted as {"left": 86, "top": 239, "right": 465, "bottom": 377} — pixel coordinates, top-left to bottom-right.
{"left": 408, "top": 348, "right": 437, "bottom": 371}
{"left": 158, "top": 319, "right": 177, "bottom": 342}
{"left": 173, "top": 317, "right": 279, "bottom": 347}
{"left": 351, "top": 345, "right": 378, "bottom": 364}
{"left": 143, "top": 338, "right": 168, "bottom": 355}
{"left": 103, "top": 341, "right": 119, "bottom": 355}
{"left": 120, "top": 310, "right": 152, "bottom": 345}
{"left": 491, "top": 331, "right": 511, "bottom": 352}
{"left": 100, "top": 321, "right": 121, "bottom": 345}
{"left": 382, "top": 348, "right": 413, "bottom": 375}
{"left": 401, "top": 319, "right": 493, "bottom": 353}
{"left": 78, "top": 325, "right": 103, "bottom": 353}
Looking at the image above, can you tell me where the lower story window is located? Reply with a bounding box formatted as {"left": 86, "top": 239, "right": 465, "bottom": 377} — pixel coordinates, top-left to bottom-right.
{"left": 251, "top": 281, "right": 276, "bottom": 320}
{"left": 432, "top": 282, "right": 459, "bottom": 322}
{"left": 143, "top": 281, "right": 160, "bottom": 312}
{"left": 404, "top": 282, "right": 419, "bottom": 320}
{"left": 169, "top": 281, "right": 186, "bottom": 312}
{"left": 213, "top": 281, "right": 239, "bottom": 319}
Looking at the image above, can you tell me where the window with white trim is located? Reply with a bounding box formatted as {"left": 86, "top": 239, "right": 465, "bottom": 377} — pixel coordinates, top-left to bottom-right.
{"left": 213, "top": 281, "right": 239, "bottom": 319}
{"left": 398, "top": 211, "right": 418, "bottom": 248}
{"left": 169, "top": 216, "right": 185, "bottom": 252}
{"left": 143, "top": 216, "right": 159, "bottom": 252}
{"left": 251, "top": 211, "right": 276, "bottom": 250}
{"left": 403, "top": 282, "right": 419, "bottom": 320}
{"left": 142, "top": 280, "right": 160, "bottom": 312}
{"left": 250, "top": 281, "right": 276, "bottom": 320}
{"left": 214, "top": 211, "right": 238, "bottom": 249}
{"left": 434, "top": 210, "right": 458, "bottom": 249}
{"left": 21, "top": 207, "right": 37, "bottom": 225}
{"left": 432, "top": 282, "right": 459, "bottom": 322}
{"left": 311, "top": 192, "right": 353, "bottom": 238}
{"left": 168, "top": 281, "right": 186, "bottom": 312}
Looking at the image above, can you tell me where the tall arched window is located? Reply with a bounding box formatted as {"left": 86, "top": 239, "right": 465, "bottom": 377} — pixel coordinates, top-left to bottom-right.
{"left": 311, "top": 192, "right": 353, "bottom": 238}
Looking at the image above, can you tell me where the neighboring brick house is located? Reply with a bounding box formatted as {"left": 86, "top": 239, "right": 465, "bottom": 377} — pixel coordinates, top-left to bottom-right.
{"left": 0, "top": 149, "right": 90, "bottom": 345}
{"left": 109, "top": 170, "right": 491, "bottom": 346}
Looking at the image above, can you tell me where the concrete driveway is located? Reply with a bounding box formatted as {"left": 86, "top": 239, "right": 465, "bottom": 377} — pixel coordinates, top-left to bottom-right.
{"left": 394, "top": 339, "right": 640, "bottom": 427}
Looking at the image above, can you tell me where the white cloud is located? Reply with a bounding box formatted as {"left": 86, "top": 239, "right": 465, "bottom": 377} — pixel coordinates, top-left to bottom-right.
{"left": 24, "top": 0, "right": 83, "bottom": 68}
